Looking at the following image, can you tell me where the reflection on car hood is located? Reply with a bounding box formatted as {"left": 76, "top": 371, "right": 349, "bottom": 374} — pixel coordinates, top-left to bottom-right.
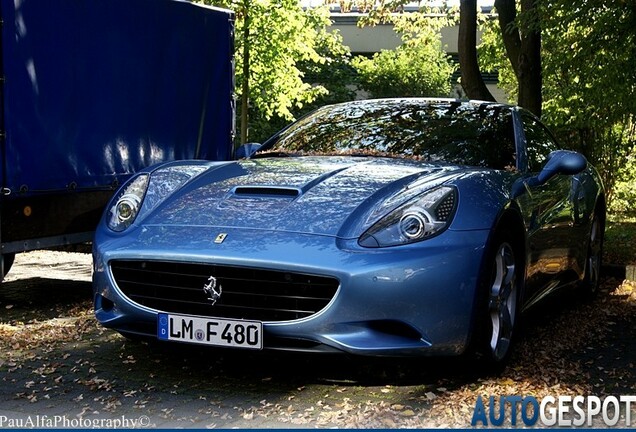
{"left": 144, "top": 156, "right": 469, "bottom": 237}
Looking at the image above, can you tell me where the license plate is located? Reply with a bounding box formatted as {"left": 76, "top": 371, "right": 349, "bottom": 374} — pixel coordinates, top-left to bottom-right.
{"left": 157, "top": 313, "right": 262, "bottom": 349}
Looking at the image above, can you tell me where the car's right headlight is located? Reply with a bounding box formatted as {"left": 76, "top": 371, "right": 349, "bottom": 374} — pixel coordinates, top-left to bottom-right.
{"left": 107, "top": 174, "right": 149, "bottom": 232}
{"left": 358, "top": 186, "right": 457, "bottom": 248}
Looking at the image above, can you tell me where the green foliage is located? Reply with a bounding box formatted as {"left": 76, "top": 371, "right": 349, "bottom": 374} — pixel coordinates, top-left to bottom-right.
{"left": 247, "top": 29, "right": 358, "bottom": 143}
{"left": 477, "top": 16, "right": 516, "bottom": 102}
{"left": 299, "top": 30, "right": 358, "bottom": 108}
{"left": 604, "top": 213, "right": 636, "bottom": 265}
{"left": 478, "top": 1, "right": 636, "bottom": 207}
{"left": 610, "top": 148, "right": 636, "bottom": 215}
{"left": 540, "top": 1, "right": 636, "bottom": 205}
{"left": 197, "top": 0, "right": 340, "bottom": 141}
{"left": 238, "top": 1, "right": 330, "bottom": 121}
{"left": 352, "top": 11, "right": 456, "bottom": 99}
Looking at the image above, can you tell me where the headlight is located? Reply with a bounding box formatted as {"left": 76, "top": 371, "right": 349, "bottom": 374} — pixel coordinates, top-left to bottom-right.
{"left": 107, "top": 174, "right": 149, "bottom": 232}
{"left": 358, "top": 186, "right": 457, "bottom": 248}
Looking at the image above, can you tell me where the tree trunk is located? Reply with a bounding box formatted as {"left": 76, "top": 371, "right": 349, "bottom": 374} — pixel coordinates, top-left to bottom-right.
{"left": 458, "top": 0, "right": 496, "bottom": 101}
{"left": 494, "top": 0, "right": 521, "bottom": 76}
{"left": 518, "top": 0, "right": 542, "bottom": 117}
{"left": 495, "top": 0, "right": 542, "bottom": 116}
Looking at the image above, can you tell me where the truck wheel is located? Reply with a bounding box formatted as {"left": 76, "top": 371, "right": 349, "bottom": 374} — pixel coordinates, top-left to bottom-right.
{"left": 2, "top": 253, "right": 15, "bottom": 278}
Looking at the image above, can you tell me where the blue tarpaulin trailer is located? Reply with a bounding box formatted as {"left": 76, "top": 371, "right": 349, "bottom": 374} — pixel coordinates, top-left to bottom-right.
{"left": 0, "top": 0, "right": 235, "bottom": 276}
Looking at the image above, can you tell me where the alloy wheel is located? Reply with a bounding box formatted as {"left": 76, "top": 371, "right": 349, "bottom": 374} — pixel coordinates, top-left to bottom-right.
{"left": 488, "top": 242, "right": 517, "bottom": 362}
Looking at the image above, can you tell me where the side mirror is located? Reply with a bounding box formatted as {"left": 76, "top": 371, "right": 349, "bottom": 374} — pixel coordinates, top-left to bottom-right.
{"left": 514, "top": 150, "right": 588, "bottom": 197}
{"left": 234, "top": 143, "right": 262, "bottom": 159}
{"left": 535, "top": 150, "right": 587, "bottom": 185}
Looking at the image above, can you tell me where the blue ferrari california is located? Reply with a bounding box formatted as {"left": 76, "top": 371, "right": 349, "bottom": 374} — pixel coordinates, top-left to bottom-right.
{"left": 92, "top": 99, "right": 605, "bottom": 366}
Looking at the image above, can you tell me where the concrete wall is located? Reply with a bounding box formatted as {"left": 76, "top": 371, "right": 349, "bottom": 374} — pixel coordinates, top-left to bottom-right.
{"left": 329, "top": 14, "right": 465, "bottom": 55}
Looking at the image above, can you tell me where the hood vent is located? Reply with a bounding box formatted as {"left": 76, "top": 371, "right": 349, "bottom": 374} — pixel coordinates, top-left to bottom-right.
{"left": 232, "top": 186, "right": 301, "bottom": 197}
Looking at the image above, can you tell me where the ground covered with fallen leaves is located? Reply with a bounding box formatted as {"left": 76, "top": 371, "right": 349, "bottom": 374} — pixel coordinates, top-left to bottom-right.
{"left": 0, "top": 251, "right": 635, "bottom": 428}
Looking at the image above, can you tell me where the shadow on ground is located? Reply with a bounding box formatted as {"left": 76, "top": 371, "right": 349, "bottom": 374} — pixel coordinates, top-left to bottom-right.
{"left": 1, "top": 259, "right": 634, "bottom": 427}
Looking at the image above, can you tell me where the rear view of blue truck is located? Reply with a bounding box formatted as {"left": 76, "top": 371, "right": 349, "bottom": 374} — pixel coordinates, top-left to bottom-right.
{"left": 0, "top": 0, "right": 235, "bottom": 277}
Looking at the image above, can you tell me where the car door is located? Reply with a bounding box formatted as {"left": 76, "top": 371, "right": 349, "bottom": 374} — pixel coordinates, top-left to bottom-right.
{"left": 519, "top": 113, "right": 582, "bottom": 306}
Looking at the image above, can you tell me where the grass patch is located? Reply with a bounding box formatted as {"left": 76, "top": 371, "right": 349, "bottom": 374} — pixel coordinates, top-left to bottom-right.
{"left": 604, "top": 212, "right": 636, "bottom": 266}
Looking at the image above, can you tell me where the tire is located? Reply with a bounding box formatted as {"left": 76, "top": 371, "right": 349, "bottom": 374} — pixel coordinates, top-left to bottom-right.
{"left": 2, "top": 253, "right": 15, "bottom": 278}
{"left": 469, "top": 229, "right": 523, "bottom": 371}
{"left": 581, "top": 212, "right": 603, "bottom": 299}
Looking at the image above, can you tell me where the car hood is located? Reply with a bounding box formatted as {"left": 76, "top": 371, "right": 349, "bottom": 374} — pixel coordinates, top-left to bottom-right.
{"left": 143, "top": 156, "right": 469, "bottom": 238}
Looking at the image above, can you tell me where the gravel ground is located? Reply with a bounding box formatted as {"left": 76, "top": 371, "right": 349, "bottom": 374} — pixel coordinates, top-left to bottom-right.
{"left": 0, "top": 250, "right": 635, "bottom": 429}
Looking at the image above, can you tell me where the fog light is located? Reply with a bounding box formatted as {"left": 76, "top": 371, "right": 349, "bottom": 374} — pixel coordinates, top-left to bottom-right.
{"left": 97, "top": 294, "right": 115, "bottom": 312}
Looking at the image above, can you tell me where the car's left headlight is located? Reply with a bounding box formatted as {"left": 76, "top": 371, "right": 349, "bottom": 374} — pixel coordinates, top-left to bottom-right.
{"left": 358, "top": 186, "right": 457, "bottom": 248}
{"left": 107, "top": 174, "right": 150, "bottom": 232}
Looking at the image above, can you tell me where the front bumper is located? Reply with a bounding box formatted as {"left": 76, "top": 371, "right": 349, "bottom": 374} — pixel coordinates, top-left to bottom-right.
{"left": 93, "top": 225, "right": 490, "bottom": 357}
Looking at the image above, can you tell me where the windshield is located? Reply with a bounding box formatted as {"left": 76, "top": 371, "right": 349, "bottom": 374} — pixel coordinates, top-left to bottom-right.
{"left": 258, "top": 99, "right": 517, "bottom": 170}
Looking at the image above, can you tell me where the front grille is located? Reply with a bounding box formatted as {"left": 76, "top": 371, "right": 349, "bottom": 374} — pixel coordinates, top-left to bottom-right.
{"left": 110, "top": 260, "right": 340, "bottom": 322}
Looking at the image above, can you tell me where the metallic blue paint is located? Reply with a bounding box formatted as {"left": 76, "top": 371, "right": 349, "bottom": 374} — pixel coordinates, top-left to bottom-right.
{"left": 92, "top": 99, "right": 605, "bottom": 358}
{"left": 94, "top": 226, "right": 490, "bottom": 355}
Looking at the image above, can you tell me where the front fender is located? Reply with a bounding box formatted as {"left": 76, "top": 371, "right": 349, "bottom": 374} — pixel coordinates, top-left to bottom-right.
{"left": 450, "top": 171, "right": 518, "bottom": 231}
